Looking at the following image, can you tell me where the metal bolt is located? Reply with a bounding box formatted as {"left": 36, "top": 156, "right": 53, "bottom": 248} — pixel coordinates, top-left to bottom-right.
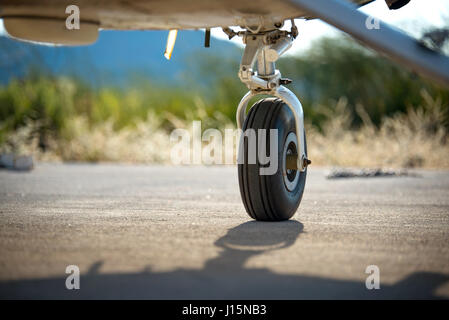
{"left": 303, "top": 158, "right": 312, "bottom": 167}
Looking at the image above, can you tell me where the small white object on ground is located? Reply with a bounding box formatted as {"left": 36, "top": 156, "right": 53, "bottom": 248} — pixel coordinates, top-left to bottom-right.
{"left": 14, "top": 155, "right": 34, "bottom": 171}
{"left": 0, "top": 153, "right": 34, "bottom": 171}
{"left": 0, "top": 153, "right": 15, "bottom": 168}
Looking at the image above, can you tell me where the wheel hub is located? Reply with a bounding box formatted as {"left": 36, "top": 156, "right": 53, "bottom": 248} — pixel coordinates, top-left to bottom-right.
{"left": 283, "top": 132, "right": 299, "bottom": 192}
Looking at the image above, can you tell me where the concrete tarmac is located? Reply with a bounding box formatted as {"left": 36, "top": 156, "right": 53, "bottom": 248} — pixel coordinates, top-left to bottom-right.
{"left": 0, "top": 164, "right": 448, "bottom": 299}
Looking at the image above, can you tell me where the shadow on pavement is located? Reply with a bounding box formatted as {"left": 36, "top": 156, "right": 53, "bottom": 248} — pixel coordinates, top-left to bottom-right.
{"left": 0, "top": 220, "right": 447, "bottom": 299}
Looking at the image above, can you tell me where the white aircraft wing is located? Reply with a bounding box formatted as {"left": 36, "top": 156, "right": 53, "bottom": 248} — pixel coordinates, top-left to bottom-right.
{"left": 287, "top": 0, "right": 449, "bottom": 87}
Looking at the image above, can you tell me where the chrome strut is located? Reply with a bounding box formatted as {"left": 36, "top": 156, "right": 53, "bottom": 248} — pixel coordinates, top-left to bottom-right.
{"left": 232, "top": 23, "right": 309, "bottom": 171}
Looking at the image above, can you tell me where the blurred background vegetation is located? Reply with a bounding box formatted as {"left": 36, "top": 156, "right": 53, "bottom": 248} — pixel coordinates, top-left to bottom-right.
{"left": 1, "top": 34, "right": 448, "bottom": 167}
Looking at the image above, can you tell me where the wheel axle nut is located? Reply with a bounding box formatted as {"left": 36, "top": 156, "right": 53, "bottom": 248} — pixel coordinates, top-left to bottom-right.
{"left": 303, "top": 158, "right": 312, "bottom": 167}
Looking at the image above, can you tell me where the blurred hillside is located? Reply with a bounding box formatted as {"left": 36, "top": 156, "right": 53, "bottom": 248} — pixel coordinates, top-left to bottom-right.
{"left": 0, "top": 30, "right": 241, "bottom": 86}
{"left": 0, "top": 31, "right": 448, "bottom": 168}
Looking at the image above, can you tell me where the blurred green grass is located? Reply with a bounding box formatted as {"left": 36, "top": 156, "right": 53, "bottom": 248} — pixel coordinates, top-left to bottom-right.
{"left": 1, "top": 36, "right": 448, "bottom": 167}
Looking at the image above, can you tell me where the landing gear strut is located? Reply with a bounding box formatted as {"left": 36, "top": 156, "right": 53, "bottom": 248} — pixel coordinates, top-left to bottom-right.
{"left": 228, "top": 22, "right": 311, "bottom": 221}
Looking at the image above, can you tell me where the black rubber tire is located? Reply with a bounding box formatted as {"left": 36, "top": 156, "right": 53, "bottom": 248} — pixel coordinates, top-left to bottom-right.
{"left": 238, "top": 98, "right": 307, "bottom": 221}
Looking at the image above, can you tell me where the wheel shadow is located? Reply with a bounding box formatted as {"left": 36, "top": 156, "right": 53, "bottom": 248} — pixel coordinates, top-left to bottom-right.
{"left": 204, "top": 220, "right": 303, "bottom": 272}
{"left": 0, "top": 220, "right": 448, "bottom": 299}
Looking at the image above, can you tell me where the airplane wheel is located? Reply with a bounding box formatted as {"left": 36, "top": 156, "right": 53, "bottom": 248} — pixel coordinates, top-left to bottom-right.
{"left": 238, "top": 98, "right": 307, "bottom": 221}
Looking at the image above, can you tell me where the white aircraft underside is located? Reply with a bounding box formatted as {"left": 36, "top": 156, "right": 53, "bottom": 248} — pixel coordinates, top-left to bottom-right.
{"left": 0, "top": 0, "right": 373, "bottom": 30}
